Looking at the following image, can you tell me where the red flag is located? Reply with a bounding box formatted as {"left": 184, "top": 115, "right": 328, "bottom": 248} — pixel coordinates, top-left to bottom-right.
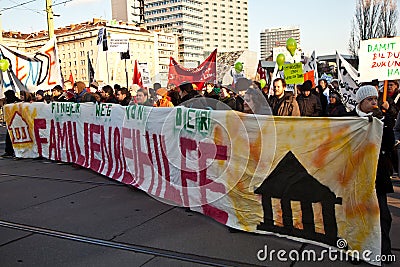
{"left": 132, "top": 60, "right": 143, "bottom": 87}
{"left": 68, "top": 72, "right": 74, "bottom": 86}
{"left": 304, "top": 70, "right": 316, "bottom": 88}
{"left": 168, "top": 49, "right": 217, "bottom": 90}
{"left": 257, "top": 60, "right": 266, "bottom": 80}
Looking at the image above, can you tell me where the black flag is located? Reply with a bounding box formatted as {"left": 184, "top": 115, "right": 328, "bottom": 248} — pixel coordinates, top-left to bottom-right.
{"left": 87, "top": 52, "right": 95, "bottom": 84}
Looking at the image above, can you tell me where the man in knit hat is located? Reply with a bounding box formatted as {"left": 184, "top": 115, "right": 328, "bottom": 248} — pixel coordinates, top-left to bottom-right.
{"left": 347, "top": 85, "right": 395, "bottom": 263}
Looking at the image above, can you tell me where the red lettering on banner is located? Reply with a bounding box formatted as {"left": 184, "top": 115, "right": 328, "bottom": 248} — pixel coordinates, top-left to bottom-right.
{"left": 145, "top": 131, "right": 156, "bottom": 193}
{"left": 152, "top": 134, "right": 163, "bottom": 196}
{"left": 180, "top": 137, "right": 228, "bottom": 222}
{"left": 83, "top": 123, "right": 90, "bottom": 168}
{"left": 160, "top": 135, "right": 182, "bottom": 205}
{"left": 67, "top": 122, "right": 76, "bottom": 162}
{"left": 106, "top": 127, "right": 114, "bottom": 176}
{"left": 198, "top": 142, "right": 228, "bottom": 224}
{"left": 121, "top": 128, "right": 137, "bottom": 186}
{"left": 15, "top": 56, "right": 27, "bottom": 81}
{"left": 45, "top": 47, "right": 57, "bottom": 86}
{"left": 99, "top": 125, "right": 111, "bottom": 175}
{"left": 56, "top": 121, "right": 70, "bottom": 162}
{"left": 89, "top": 124, "right": 101, "bottom": 172}
{"left": 73, "top": 122, "right": 85, "bottom": 165}
{"left": 135, "top": 129, "right": 154, "bottom": 187}
{"left": 180, "top": 137, "right": 199, "bottom": 207}
{"left": 112, "top": 128, "right": 123, "bottom": 179}
{"left": 34, "top": 119, "right": 48, "bottom": 157}
{"left": 49, "top": 120, "right": 58, "bottom": 160}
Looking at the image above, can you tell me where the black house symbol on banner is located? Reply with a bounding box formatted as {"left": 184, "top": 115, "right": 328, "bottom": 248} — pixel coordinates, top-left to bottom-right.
{"left": 254, "top": 151, "right": 342, "bottom": 246}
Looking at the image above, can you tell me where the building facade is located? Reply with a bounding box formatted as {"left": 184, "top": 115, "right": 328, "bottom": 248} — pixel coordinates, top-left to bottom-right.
{"left": 260, "top": 26, "right": 301, "bottom": 60}
{"left": 111, "top": 0, "right": 249, "bottom": 67}
{"left": 1, "top": 18, "right": 178, "bottom": 87}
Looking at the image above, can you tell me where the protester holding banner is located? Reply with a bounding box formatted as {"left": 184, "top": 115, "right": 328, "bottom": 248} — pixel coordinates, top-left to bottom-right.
{"left": 136, "top": 88, "right": 153, "bottom": 107}
{"left": 316, "top": 79, "right": 329, "bottom": 116}
{"left": 177, "top": 82, "right": 207, "bottom": 109}
{"left": 296, "top": 80, "right": 322, "bottom": 117}
{"left": 155, "top": 88, "right": 174, "bottom": 107}
{"left": 268, "top": 78, "right": 300, "bottom": 116}
{"left": 51, "top": 85, "right": 65, "bottom": 102}
{"left": 388, "top": 80, "right": 400, "bottom": 111}
{"left": 326, "top": 90, "right": 347, "bottom": 117}
{"left": 347, "top": 85, "right": 395, "bottom": 263}
{"left": 73, "top": 81, "right": 89, "bottom": 103}
{"left": 217, "top": 86, "right": 236, "bottom": 110}
{"left": 99, "top": 85, "right": 118, "bottom": 104}
{"left": 243, "top": 88, "right": 272, "bottom": 115}
{"left": 1, "top": 90, "right": 20, "bottom": 158}
{"left": 115, "top": 87, "right": 131, "bottom": 106}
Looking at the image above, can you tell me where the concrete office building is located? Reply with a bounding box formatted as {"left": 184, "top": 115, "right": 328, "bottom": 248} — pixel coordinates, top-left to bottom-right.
{"left": 1, "top": 18, "right": 178, "bottom": 86}
{"left": 260, "top": 26, "right": 300, "bottom": 60}
{"left": 112, "top": 0, "right": 249, "bottom": 67}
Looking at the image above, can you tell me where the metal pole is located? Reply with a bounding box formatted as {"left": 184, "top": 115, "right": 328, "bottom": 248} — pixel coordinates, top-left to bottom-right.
{"left": 125, "top": 59, "right": 128, "bottom": 89}
{"left": 46, "top": 0, "right": 55, "bottom": 39}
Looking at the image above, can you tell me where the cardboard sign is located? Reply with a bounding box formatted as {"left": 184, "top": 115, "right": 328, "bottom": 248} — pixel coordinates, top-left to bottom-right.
{"left": 359, "top": 37, "right": 400, "bottom": 82}
{"left": 283, "top": 62, "right": 304, "bottom": 84}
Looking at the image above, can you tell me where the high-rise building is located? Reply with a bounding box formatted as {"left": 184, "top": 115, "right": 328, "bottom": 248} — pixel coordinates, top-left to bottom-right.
{"left": 203, "top": 0, "right": 249, "bottom": 55}
{"left": 260, "top": 26, "right": 300, "bottom": 60}
{"left": 111, "top": 0, "right": 249, "bottom": 67}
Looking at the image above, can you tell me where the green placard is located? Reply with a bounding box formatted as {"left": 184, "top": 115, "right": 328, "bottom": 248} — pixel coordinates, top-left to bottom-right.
{"left": 283, "top": 62, "right": 304, "bottom": 84}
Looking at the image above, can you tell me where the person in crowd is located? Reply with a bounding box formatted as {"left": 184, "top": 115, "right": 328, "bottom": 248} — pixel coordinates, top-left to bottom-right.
{"left": 243, "top": 88, "right": 272, "bottom": 115}
{"left": 316, "top": 79, "right": 329, "bottom": 115}
{"left": 268, "top": 78, "right": 300, "bottom": 116}
{"left": 167, "top": 84, "right": 180, "bottom": 106}
{"left": 1, "top": 90, "right": 21, "bottom": 158}
{"left": 51, "top": 85, "right": 65, "bottom": 102}
{"left": 203, "top": 82, "right": 220, "bottom": 110}
{"left": 347, "top": 85, "right": 394, "bottom": 263}
{"left": 296, "top": 80, "right": 322, "bottom": 116}
{"left": 326, "top": 90, "right": 347, "bottom": 116}
{"left": 234, "top": 78, "right": 253, "bottom": 112}
{"left": 217, "top": 85, "right": 236, "bottom": 110}
{"left": 73, "top": 81, "right": 89, "bottom": 103}
{"left": 100, "top": 85, "right": 118, "bottom": 104}
{"left": 20, "top": 91, "right": 33, "bottom": 102}
{"left": 330, "top": 79, "right": 340, "bottom": 90}
{"left": 89, "top": 81, "right": 99, "bottom": 93}
{"left": 115, "top": 87, "right": 131, "bottom": 106}
{"left": 177, "top": 81, "right": 206, "bottom": 108}
{"left": 81, "top": 92, "right": 97, "bottom": 103}
{"left": 155, "top": 88, "right": 174, "bottom": 107}
{"left": 35, "top": 90, "right": 45, "bottom": 102}
{"left": 388, "top": 80, "right": 400, "bottom": 111}
{"left": 136, "top": 88, "right": 153, "bottom": 106}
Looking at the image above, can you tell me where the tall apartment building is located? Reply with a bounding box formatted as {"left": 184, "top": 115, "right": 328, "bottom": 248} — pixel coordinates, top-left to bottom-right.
{"left": 260, "top": 26, "right": 300, "bottom": 60}
{"left": 203, "top": 0, "right": 249, "bottom": 55}
{"left": 1, "top": 18, "right": 178, "bottom": 86}
{"left": 111, "top": 0, "right": 249, "bottom": 67}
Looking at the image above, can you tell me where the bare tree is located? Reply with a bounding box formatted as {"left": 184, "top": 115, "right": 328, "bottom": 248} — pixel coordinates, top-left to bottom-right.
{"left": 349, "top": 0, "right": 398, "bottom": 57}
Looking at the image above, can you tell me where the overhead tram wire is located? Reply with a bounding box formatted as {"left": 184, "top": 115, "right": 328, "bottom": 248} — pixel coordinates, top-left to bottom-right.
{"left": 1, "top": 0, "right": 73, "bottom": 14}
{"left": 0, "top": 0, "right": 39, "bottom": 13}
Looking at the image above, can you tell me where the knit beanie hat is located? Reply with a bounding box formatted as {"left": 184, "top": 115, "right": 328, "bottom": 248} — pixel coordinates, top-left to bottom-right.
{"left": 356, "top": 85, "right": 378, "bottom": 103}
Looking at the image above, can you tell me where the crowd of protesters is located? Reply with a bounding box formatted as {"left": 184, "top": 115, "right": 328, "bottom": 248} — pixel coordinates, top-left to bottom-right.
{"left": 1, "top": 76, "right": 399, "bottom": 263}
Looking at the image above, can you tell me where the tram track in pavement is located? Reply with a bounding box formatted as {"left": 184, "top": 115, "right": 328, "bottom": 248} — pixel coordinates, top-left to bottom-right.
{"left": 0, "top": 220, "right": 257, "bottom": 267}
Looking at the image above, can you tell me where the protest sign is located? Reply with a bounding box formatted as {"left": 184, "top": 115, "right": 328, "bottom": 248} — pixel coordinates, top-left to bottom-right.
{"left": 4, "top": 102, "right": 383, "bottom": 265}
{"left": 359, "top": 37, "right": 400, "bottom": 82}
{"left": 283, "top": 62, "right": 304, "bottom": 84}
